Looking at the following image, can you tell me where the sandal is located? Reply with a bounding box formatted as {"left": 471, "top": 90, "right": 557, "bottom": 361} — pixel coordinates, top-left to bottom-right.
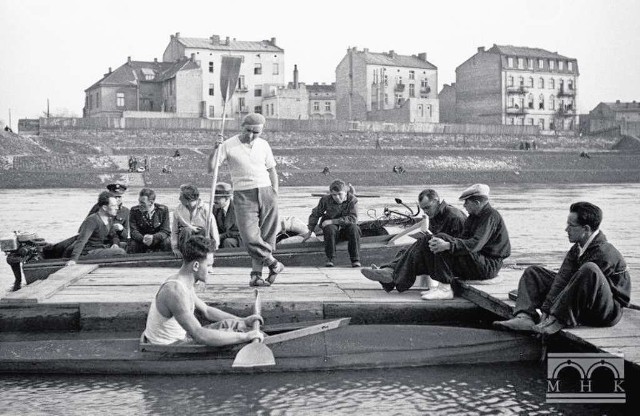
{"left": 249, "top": 271, "right": 269, "bottom": 287}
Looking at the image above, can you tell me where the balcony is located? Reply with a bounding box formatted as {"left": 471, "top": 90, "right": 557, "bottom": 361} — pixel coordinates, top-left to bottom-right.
{"left": 557, "top": 87, "right": 576, "bottom": 97}
{"left": 506, "top": 86, "right": 528, "bottom": 95}
{"left": 236, "top": 86, "right": 248, "bottom": 93}
{"left": 419, "top": 86, "right": 431, "bottom": 97}
{"left": 557, "top": 106, "right": 576, "bottom": 117}
{"left": 394, "top": 83, "right": 405, "bottom": 93}
{"left": 506, "top": 106, "right": 526, "bottom": 115}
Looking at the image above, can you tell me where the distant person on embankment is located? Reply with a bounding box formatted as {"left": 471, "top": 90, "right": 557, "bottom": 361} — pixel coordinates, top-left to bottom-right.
{"left": 65, "top": 191, "right": 127, "bottom": 266}
{"left": 128, "top": 188, "right": 171, "bottom": 254}
{"left": 361, "top": 188, "right": 466, "bottom": 293}
{"left": 494, "top": 202, "right": 631, "bottom": 335}
{"left": 214, "top": 113, "right": 284, "bottom": 287}
{"left": 143, "top": 235, "right": 264, "bottom": 346}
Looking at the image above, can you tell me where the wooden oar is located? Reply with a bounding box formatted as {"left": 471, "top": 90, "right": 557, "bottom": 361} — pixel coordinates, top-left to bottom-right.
{"left": 206, "top": 56, "right": 243, "bottom": 238}
{"left": 232, "top": 289, "right": 275, "bottom": 368}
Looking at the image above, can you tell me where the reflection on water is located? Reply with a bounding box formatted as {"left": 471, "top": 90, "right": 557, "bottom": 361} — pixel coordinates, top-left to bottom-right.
{"left": 0, "top": 363, "right": 629, "bottom": 415}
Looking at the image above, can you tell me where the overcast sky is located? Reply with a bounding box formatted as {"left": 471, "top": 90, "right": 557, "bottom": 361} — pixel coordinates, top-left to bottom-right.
{"left": 1, "top": 0, "right": 639, "bottom": 128}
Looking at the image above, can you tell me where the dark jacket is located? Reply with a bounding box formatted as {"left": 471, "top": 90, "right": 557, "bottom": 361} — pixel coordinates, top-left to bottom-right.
{"left": 71, "top": 214, "right": 117, "bottom": 261}
{"left": 129, "top": 203, "right": 171, "bottom": 245}
{"left": 429, "top": 200, "right": 467, "bottom": 236}
{"left": 212, "top": 200, "right": 241, "bottom": 242}
{"left": 542, "top": 231, "right": 631, "bottom": 312}
{"left": 87, "top": 204, "right": 130, "bottom": 243}
{"left": 446, "top": 203, "right": 511, "bottom": 259}
{"left": 308, "top": 193, "right": 358, "bottom": 230}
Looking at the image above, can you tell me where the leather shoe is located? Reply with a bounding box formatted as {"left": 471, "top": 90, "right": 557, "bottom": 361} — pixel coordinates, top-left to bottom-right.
{"left": 533, "top": 316, "right": 566, "bottom": 335}
{"left": 360, "top": 267, "right": 393, "bottom": 284}
{"left": 493, "top": 313, "right": 536, "bottom": 332}
{"left": 351, "top": 261, "right": 362, "bottom": 267}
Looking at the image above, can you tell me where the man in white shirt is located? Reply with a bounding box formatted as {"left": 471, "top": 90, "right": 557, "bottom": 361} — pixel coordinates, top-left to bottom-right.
{"left": 171, "top": 184, "right": 219, "bottom": 258}
{"left": 215, "top": 113, "right": 284, "bottom": 287}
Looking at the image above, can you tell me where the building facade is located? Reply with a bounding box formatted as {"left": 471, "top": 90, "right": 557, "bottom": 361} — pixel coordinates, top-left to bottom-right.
{"left": 163, "top": 33, "right": 285, "bottom": 118}
{"left": 335, "top": 48, "right": 439, "bottom": 122}
{"left": 84, "top": 56, "right": 202, "bottom": 118}
{"left": 455, "top": 45, "right": 579, "bottom": 131}
{"left": 438, "top": 83, "right": 456, "bottom": 123}
{"left": 307, "top": 82, "right": 336, "bottom": 120}
{"left": 588, "top": 101, "right": 640, "bottom": 133}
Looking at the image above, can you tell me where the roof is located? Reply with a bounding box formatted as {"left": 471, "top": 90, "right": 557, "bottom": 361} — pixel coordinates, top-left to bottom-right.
{"left": 176, "top": 37, "right": 284, "bottom": 53}
{"left": 85, "top": 58, "right": 199, "bottom": 91}
{"left": 602, "top": 102, "right": 640, "bottom": 112}
{"left": 306, "top": 83, "right": 336, "bottom": 94}
{"left": 488, "top": 44, "right": 574, "bottom": 61}
{"left": 357, "top": 50, "right": 436, "bottom": 70}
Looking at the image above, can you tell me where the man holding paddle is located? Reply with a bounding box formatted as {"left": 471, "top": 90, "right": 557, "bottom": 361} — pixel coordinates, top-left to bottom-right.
{"left": 214, "top": 113, "right": 284, "bottom": 287}
{"left": 143, "top": 235, "right": 264, "bottom": 346}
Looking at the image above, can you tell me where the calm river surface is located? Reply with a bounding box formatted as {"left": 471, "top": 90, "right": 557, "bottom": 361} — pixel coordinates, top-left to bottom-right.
{"left": 0, "top": 184, "right": 638, "bottom": 415}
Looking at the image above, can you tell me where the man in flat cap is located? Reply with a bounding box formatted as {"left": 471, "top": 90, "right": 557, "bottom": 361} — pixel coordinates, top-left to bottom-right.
{"left": 494, "top": 202, "right": 631, "bottom": 335}
{"left": 419, "top": 183, "right": 511, "bottom": 300}
{"left": 214, "top": 113, "right": 284, "bottom": 287}
{"left": 212, "top": 182, "right": 242, "bottom": 248}
{"left": 361, "top": 188, "right": 467, "bottom": 292}
{"left": 129, "top": 188, "right": 172, "bottom": 253}
{"left": 87, "top": 183, "right": 130, "bottom": 249}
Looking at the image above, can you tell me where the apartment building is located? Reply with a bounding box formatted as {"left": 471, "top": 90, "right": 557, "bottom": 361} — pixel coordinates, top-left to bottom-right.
{"left": 163, "top": 33, "right": 285, "bottom": 118}
{"left": 307, "top": 82, "right": 336, "bottom": 120}
{"left": 455, "top": 45, "right": 579, "bottom": 131}
{"left": 587, "top": 101, "right": 640, "bottom": 133}
{"left": 335, "top": 48, "right": 438, "bottom": 122}
{"left": 84, "top": 56, "right": 201, "bottom": 117}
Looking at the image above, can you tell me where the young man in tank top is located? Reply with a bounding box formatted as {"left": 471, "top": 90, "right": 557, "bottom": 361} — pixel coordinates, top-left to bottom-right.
{"left": 144, "top": 235, "right": 263, "bottom": 346}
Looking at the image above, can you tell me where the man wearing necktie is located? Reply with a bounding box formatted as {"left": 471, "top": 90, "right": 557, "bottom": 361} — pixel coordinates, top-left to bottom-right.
{"left": 129, "top": 188, "right": 171, "bottom": 253}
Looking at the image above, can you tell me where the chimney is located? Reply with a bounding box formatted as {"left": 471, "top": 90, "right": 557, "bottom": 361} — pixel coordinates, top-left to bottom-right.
{"left": 418, "top": 52, "right": 427, "bottom": 61}
{"left": 190, "top": 53, "right": 196, "bottom": 63}
{"left": 210, "top": 35, "right": 220, "bottom": 44}
{"left": 293, "top": 64, "right": 299, "bottom": 89}
{"left": 175, "top": 32, "right": 180, "bottom": 38}
{"left": 388, "top": 50, "right": 395, "bottom": 58}
{"left": 616, "top": 100, "right": 621, "bottom": 104}
{"left": 271, "top": 37, "right": 276, "bottom": 45}
{"left": 104, "top": 67, "right": 112, "bottom": 77}
{"left": 225, "top": 36, "right": 230, "bottom": 45}
{"left": 363, "top": 48, "right": 369, "bottom": 53}
{"left": 127, "top": 56, "right": 131, "bottom": 64}
{"left": 477, "top": 46, "right": 485, "bottom": 53}
{"left": 154, "top": 58, "right": 158, "bottom": 63}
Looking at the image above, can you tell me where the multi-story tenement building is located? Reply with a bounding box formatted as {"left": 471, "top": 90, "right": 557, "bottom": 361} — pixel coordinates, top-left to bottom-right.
{"left": 84, "top": 56, "right": 201, "bottom": 117}
{"left": 438, "top": 83, "right": 456, "bottom": 123}
{"left": 587, "top": 101, "right": 640, "bottom": 133}
{"left": 163, "top": 33, "right": 285, "bottom": 118}
{"left": 307, "top": 82, "right": 336, "bottom": 120}
{"left": 455, "top": 45, "right": 579, "bottom": 131}
{"left": 335, "top": 48, "right": 438, "bottom": 122}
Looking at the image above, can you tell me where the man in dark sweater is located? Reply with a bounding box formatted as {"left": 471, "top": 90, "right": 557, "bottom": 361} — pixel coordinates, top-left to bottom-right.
{"left": 87, "top": 183, "right": 130, "bottom": 248}
{"left": 494, "top": 202, "right": 631, "bottom": 335}
{"left": 302, "top": 179, "right": 361, "bottom": 267}
{"left": 212, "top": 182, "right": 242, "bottom": 248}
{"left": 66, "top": 191, "right": 127, "bottom": 266}
{"left": 129, "top": 188, "right": 171, "bottom": 253}
{"left": 361, "top": 188, "right": 467, "bottom": 292}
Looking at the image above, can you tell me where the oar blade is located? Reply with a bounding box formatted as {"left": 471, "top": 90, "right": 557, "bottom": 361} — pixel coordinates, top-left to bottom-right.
{"left": 232, "top": 342, "right": 275, "bottom": 368}
{"left": 220, "top": 56, "right": 242, "bottom": 103}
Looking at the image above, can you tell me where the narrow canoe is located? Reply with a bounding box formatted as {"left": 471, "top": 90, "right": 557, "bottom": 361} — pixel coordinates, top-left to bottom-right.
{"left": 0, "top": 324, "right": 540, "bottom": 375}
{"left": 22, "top": 233, "right": 409, "bottom": 284}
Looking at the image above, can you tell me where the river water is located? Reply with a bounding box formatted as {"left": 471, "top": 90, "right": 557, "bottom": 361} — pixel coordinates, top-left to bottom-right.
{"left": 0, "top": 184, "right": 638, "bottom": 415}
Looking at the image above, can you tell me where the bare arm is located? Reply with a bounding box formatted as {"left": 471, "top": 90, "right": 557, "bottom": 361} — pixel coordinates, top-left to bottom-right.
{"left": 268, "top": 166, "right": 278, "bottom": 193}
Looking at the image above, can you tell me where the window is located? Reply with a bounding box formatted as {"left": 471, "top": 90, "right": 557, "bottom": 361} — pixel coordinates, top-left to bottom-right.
{"left": 528, "top": 58, "right": 533, "bottom": 69}
{"left": 116, "top": 92, "right": 124, "bottom": 107}
{"left": 508, "top": 57, "right": 514, "bottom": 67}
{"left": 549, "top": 60, "right": 555, "bottom": 70}
{"left": 568, "top": 80, "right": 574, "bottom": 90}
{"left": 395, "top": 93, "right": 403, "bottom": 105}
{"left": 418, "top": 104, "right": 423, "bottom": 117}
{"left": 518, "top": 76, "right": 524, "bottom": 87}
{"left": 559, "top": 79, "right": 564, "bottom": 91}
{"left": 527, "top": 94, "right": 534, "bottom": 109}
{"left": 384, "top": 74, "right": 388, "bottom": 86}
{"left": 538, "top": 59, "right": 544, "bottom": 69}
{"left": 409, "top": 70, "right": 415, "bottom": 80}
{"left": 506, "top": 117, "right": 513, "bottom": 125}
{"left": 325, "top": 102, "right": 331, "bottom": 111}
{"left": 272, "top": 63, "right": 279, "bottom": 75}
{"left": 384, "top": 93, "right": 389, "bottom": 105}
{"left": 209, "top": 84, "right": 214, "bottom": 96}
{"left": 209, "top": 62, "right": 214, "bottom": 73}
{"left": 539, "top": 94, "right": 545, "bottom": 109}
{"left": 237, "top": 75, "right": 245, "bottom": 90}
{"left": 254, "top": 88, "right": 262, "bottom": 97}
{"left": 238, "top": 97, "right": 245, "bottom": 111}
{"left": 396, "top": 76, "right": 403, "bottom": 85}
{"left": 549, "top": 95, "right": 555, "bottom": 110}
{"left": 254, "top": 105, "right": 262, "bottom": 114}
{"left": 409, "top": 84, "right": 415, "bottom": 97}
{"left": 518, "top": 58, "right": 524, "bottom": 69}
{"left": 96, "top": 92, "right": 100, "bottom": 108}
{"left": 568, "top": 61, "right": 573, "bottom": 71}
{"left": 254, "top": 63, "right": 262, "bottom": 75}
{"left": 509, "top": 96, "right": 515, "bottom": 107}
{"left": 85, "top": 95, "right": 90, "bottom": 110}
{"left": 209, "top": 106, "right": 214, "bottom": 117}
{"left": 372, "top": 70, "right": 378, "bottom": 84}
{"left": 270, "top": 103, "right": 274, "bottom": 115}
{"left": 539, "top": 77, "right": 544, "bottom": 89}
{"left": 559, "top": 61, "right": 564, "bottom": 70}
{"left": 313, "top": 102, "right": 320, "bottom": 111}
{"left": 508, "top": 76, "right": 514, "bottom": 87}
{"left": 528, "top": 118, "right": 534, "bottom": 125}
{"left": 549, "top": 78, "right": 555, "bottom": 89}
{"left": 539, "top": 119, "right": 545, "bottom": 129}
{"left": 528, "top": 77, "right": 534, "bottom": 88}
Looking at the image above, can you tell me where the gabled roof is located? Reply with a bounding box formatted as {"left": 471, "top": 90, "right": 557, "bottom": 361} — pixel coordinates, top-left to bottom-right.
{"left": 306, "top": 83, "right": 336, "bottom": 94}
{"left": 358, "top": 50, "right": 436, "bottom": 70}
{"left": 85, "top": 58, "right": 199, "bottom": 91}
{"left": 177, "top": 37, "right": 284, "bottom": 52}
{"left": 488, "top": 44, "right": 574, "bottom": 61}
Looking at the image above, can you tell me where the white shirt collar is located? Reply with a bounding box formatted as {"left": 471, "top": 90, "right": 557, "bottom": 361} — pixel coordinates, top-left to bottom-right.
{"left": 578, "top": 229, "right": 600, "bottom": 257}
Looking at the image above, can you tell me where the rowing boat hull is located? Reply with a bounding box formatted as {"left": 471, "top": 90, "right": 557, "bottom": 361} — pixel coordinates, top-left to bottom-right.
{"left": 0, "top": 325, "right": 540, "bottom": 375}
{"left": 23, "top": 234, "right": 408, "bottom": 284}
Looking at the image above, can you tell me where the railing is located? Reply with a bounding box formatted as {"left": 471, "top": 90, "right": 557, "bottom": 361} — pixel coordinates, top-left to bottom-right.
{"left": 236, "top": 86, "right": 248, "bottom": 93}
{"left": 394, "top": 84, "right": 405, "bottom": 92}
{"left": 506, "top": 86, "right": 528, "bottom": 94}
{"left": 557, "top": 88, "right": 576, "bottom": 97}
{"left": 506, "top": 107, "right": 526, "bottom": 115}
{"left": 557, "top": 107, "right": 576, "bottom": 116}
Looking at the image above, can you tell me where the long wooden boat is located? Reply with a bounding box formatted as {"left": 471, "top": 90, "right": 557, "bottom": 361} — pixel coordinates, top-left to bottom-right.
{"left": 0, "top": 320, "right": 540, "bottom": 375}
{"left": 22, "top": 232, "right": 409, "bottom": 284}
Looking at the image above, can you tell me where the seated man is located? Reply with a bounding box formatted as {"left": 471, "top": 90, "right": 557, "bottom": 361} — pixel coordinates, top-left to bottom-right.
{"left": 212, "top": 182, "right": 242, "bottom": 248}
{"left": 88, "top": 183, "right": 130, "bottom": 248}
{"left": 129, "top": 188, "right": 171, "bottom": 253}
{"left": 171, "top": 184, "right": 219, "bottom": 258}
{"left": 494, "top": 202, "right": 631, "bottom": 335}
{"left": 361, "top": 188, "right": 467, "bottom": 292}
{"left": 302, "top": 179, "right": 361, "bottom": 267}
{"left": 418, "top": 184, "right": 511, "bottom": 300}
{"left": 143, "top": 235, "right": 263, "bottom": 346}
{"left": 66, "top": 191, "right": 127, "bottom": 266}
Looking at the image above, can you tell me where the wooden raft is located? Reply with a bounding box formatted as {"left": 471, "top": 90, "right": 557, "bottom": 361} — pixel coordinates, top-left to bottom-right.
{"left": 453, "top": 266, "right": 640, "bottom": 371}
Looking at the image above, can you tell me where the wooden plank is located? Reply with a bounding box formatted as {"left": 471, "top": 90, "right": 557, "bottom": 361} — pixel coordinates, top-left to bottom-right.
{"left": 1, "top": 264, "right": 98, "bottom": 304}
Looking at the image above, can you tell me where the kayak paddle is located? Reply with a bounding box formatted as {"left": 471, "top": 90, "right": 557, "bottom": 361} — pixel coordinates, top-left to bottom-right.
{"left": 232, "top": 289, "right": 275, "bottom": 368}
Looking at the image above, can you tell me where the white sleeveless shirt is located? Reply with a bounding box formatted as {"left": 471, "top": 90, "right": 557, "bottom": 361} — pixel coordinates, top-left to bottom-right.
{"left": 143, "top": 279, "right": 193, "bottom": 344}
